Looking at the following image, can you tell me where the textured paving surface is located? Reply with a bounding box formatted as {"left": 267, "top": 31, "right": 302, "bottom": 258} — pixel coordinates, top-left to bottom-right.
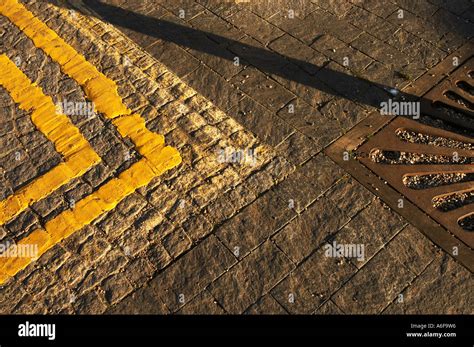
{"left": 0, "top": 0, "right": 473, "bottom": 314}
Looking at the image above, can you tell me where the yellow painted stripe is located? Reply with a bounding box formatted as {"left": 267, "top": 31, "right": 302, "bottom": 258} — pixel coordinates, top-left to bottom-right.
{"left": 0, "top": 0, "right": 179, "bottom": 171}
{"left": 0, "top": 55, "right": 101, "bottom": 224}
{"left": 0, "top": 154, "right": 179, "bottom": 280}
{"left": 0, "top": 0, "right": 181, "bottom": 283}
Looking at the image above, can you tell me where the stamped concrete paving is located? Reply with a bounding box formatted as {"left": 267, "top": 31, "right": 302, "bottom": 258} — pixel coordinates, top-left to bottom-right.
{"left": 0, "top": 0, "right": 472, "bottom": 314}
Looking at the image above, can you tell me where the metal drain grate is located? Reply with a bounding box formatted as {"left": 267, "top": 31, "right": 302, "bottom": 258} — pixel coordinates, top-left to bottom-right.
{"left": 358, "top": 117, "right": 473, "bottom": 242}
{"left": 403, "top": 42, "right": 474, "bottom": 131}
{"left": 421, "top": 56, "right": 474, "bottom": 130}
{"left": 326, "top": 114, "right": 474, "bottom": 272}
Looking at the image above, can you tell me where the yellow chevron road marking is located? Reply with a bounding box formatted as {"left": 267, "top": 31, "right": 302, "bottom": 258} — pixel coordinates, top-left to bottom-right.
{"left": 0, "top": 0, "right": 181, "bottom": 284}
{"left": 0, "top": 55, "right": 101, "bottom": 225}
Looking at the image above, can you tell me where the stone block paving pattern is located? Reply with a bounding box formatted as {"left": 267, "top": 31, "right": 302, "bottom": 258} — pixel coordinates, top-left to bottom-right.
{"left": 0, "top": 0, "right": 472, "bottom": 314}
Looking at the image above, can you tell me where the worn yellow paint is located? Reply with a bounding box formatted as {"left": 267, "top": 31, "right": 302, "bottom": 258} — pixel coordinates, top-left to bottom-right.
{"left": 0, "top": 0, "right": 181, "bottom": 283}
{"left": 0, "top": 55, "right": 101, "bottom": 224}
{"left": 0, "top": 0, "right": 179, "bottom": 170}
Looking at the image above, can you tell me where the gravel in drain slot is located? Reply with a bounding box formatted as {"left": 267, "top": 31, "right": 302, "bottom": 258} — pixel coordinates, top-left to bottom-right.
{"left": 370, "top": 149, "right": 473, "bottom": 165}
{"left": 459, "top": 214, "right": 474, "bottom": 231}
{"left": 432, "top": 191, "right": 474, "bottom": 212}
{"left": 403, "top": 173, "right": 474, "bottom": 189}
{"left": 396, "top": 129, "right": 473, "bottom": 150}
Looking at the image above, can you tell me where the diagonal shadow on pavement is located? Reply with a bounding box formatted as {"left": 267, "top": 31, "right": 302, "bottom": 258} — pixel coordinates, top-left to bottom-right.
{"left": 49, "top": 0, "right": 472, "bottom": 132}
{"left": 58, "top": 0, "right": 407, "bottom": 108}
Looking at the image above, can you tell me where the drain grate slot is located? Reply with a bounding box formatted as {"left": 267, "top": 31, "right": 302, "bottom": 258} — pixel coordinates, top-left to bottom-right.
{"left": 444, "top": 91, "right": 473, "bottom": 110}
{"left": 456, "top": 81, "right": 474, "bottom": 95}
{"left": 396, "top": 128, "right": 473, "bottom": 150}
{"left": 370, "top": 149, "right": 473, "bottom": 165}
{"left": 459, "top": 214, "right": 474, "bottom": 231}
{"left": 433, "top": 190, "right": 474, "bottom": 212}
{"left": 403, "top": 173, "right": 474, "bottom": 190}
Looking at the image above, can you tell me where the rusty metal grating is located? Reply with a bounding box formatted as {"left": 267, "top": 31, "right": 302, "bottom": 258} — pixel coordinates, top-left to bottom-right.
{"left": 326, "top": 114, "right": 474, "bottom": 273}
{"left": 358, "top": 117, "right": 473, "bottom": 243}
{"left": 421, "top": 56, "right": 474, "bottom": 130}
{"left": 402, "top": 42, "right": 474, "bottom": 131}
{"left": 327, "top": 44, "right": 474, "bottom": 272}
